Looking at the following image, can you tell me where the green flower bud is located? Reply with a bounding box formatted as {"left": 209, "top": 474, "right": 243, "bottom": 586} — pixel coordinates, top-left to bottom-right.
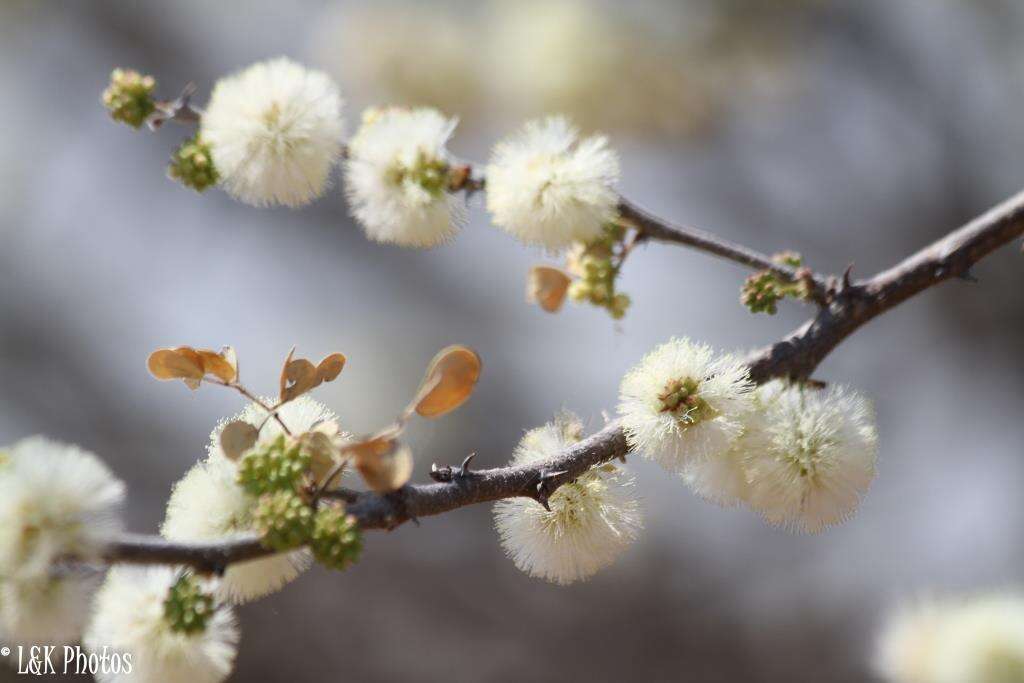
{"left": 253, "top": 490, "right": 315, "bottom": 552}
{"left": 237, "top": 434, "right": 311, "bottom": 496}
{"left": 310, "top": 505, "right": 363, "bottom": 571}
{"left": 163, "top": 574, "right": 215, "bottom": 635}
{"left": 101, "top": 68, "right": 156, "bottom": 129}
{"left": 168, "top": 135, "right": 219, "bottom": 192}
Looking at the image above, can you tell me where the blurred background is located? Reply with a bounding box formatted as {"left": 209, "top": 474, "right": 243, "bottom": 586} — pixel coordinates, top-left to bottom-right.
{"left": 1, "top": 0, "right": 1023, "bottom": 680}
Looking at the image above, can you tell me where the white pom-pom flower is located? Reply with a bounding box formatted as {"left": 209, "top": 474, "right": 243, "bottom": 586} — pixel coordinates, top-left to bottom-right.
{"left": 486, "top": 116, "right": 620, "bottom": 250}
{"left": 742, "top": 382, "right": 878, "bottom": 533}
{"left": 84, "top": 567, "right": 238, "bottom": 683}
{"left": 163, "top": 397, "right": 339, "bottom": 603}
{"left": 201, "top": 57, "right": 345, "bottom": 207}
{"left": 493, "top": 413, "right": 642, "bottom": 585}
{"left": 344, "top": 107, "right": 465, "bottom": 247}
{"left": 618, "top": 338, "right": 755, "bottom": 476}
{"left": 1, "top": 573, "right": 99, "bottom": 646}
{"left": 0, "top": 436, "right": 124, "bottom": 579}
{"left": 875, "top": 592, "right": 1024, "bottom": 683}
{"left": 161, "top": 457, "right": 309, "bottom": 604}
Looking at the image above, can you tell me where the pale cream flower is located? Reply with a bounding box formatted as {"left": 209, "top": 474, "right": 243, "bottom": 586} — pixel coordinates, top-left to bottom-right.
{"left": 743, "top": 382, "right": 878, "bottom": 533}
{"left": 0, "top": 436, "right": 124, "bottom": 579}
{"left": 486, "top": 116, "right": 619, "bottom": 250}
{"left": 0, "top": 572, "right": 99, "bottom": 646}
{"left": 493, "top": 413, "right": 642, "bottom": 585}
{"left": 618, "top": 338, "right": 755, "bottom": 476}
{"left": 84, "top": 567, "right": 238, "bottom": 683}
{"left": 201, "top": 57, "right": 345, "bottom": 207}
{"left": 344, "top": 107, "right": 464, "bottom": 247}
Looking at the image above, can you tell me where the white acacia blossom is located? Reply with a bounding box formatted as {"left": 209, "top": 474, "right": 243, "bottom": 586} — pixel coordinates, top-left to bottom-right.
{"left": 162, "top": 454, "right": 309, "bottom": 605}
{"left": 486, "top": 116, "right": 620, "bottom": 250}
{"left": 493, "top": 413, "right": 642, "bottom": 585}
{"left": 163, "top": 396, "right": 338, "bottom": 603}
{"left": 0, "top": 436, "right": 124, "bottom": 580}
{"left": 618, "top": 338, "right": 755, "bottom": 476}
{"left": 201, "top": 57, "right": 345, "bottom": 207}
{"left": 344, "top": 107, "right": 464, "bottom": 247}
{"left": 85, "top": 567, "right": 238, "bottom": 683}
{"left": 0, "top": 573, "right": 99, "bottom": 646}
{"left": 875, "top": 593, "right": 1024, "bottom": 683}
{"left": 742, "top": 382, "right": 878, "bottom": 533}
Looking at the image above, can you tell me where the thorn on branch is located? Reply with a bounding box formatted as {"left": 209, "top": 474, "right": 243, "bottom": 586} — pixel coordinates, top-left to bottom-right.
{"left": 532, "top": 468, "right": 569, "bottom": 511}
{"left": 428, "top": 453, "right": 477, "bottom": 483}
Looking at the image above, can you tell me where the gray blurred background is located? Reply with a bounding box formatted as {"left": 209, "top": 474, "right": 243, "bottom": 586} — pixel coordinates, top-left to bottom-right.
{"left": 1, "top": 1, "right": 1023, "bottom": 681}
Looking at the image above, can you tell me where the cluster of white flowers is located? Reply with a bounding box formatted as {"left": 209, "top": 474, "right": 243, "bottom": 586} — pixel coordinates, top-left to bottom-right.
{"left": 618, "top": 338, "right": 878, "bottom": 532}
{"left": 486, "top": 116, "right": 620, "bottom": 250}
{"left": 493, "top": 412, "right": 642, "bottom": 585}
{"left": 875, "top": 592, "right": 1024, "bottom": 683}
{"left": 0, "top": 437, "right": 124, "bottom": 647}
{"left": 85, "top": 567, "right": 239, "bottom": 683}
{"left": 344, "top": 107, "right": 465, "bottom": 247}
{"left": 162, "top": 396, "right": 338, "bottom": 603}
{"left": 202, "top": 57, "right": 345, "bottom": 208}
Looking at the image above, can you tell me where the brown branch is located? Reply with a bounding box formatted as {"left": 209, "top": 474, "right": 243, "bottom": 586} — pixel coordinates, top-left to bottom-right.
{"left": 616, "top": 197, "right": 831, "bottom": 303}
{"left": 99, "top": 189, "right": 1024, "bottom": 571}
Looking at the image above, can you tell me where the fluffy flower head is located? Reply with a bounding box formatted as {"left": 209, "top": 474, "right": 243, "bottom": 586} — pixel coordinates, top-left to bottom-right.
{"left": 1, "top": 573, "right": 99, "bottom": 646}
{"left": 0, "top": 436, "right": 124, "bottom": 579}
{"left": 875, "top": 592, "right": 1024, "bottom": 683}
{"left": 618, "top": 338, "right": 754, "bottom": 475}
{"left": 201, "top": 57, "right": 345, "bottom": 207}
{"left": 493, "top": 413, "right": 642, "bottom": 585}
{"left": 486, "top": 116, "right": 619, "bottom": 250}
{"left": 742, "top": 382, "right": 878, "bottom": 533}
{"left": 162, "top": 397, "right": 336, "bottom": 603}
{"left": 344, "top": 106, "right": 464, "bottom": 247}
{"left": 84, "top": 567, "right": 238, "bottom": 683}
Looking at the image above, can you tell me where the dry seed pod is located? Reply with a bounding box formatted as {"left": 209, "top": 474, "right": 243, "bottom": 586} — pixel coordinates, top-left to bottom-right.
{"left": 220, "top": 421, "right": 259, "bottom": 461}
{"left": 305, "top": 430, "right": 342, "bottom": 487}
{"left": 147, "top": 345, "right": 237, "bottom": 389}
{"left": 527, "top": 266, "right": 572, "bottom": 313}
{"left": 413, "top": 345, "right": 481, "bottom": 418}
{"left": 354, "top": 440, "right": 414, "bottom": 493}
{"left": 279, "top": 348, "right": 347, "bottom": 403}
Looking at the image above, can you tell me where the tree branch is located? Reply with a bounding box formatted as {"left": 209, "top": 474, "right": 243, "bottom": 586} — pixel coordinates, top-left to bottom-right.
{"left": 99, "top": 188, "right": 1024, "bottom": 571}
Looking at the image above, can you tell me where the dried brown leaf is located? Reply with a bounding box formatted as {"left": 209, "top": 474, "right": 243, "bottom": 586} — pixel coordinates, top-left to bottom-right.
{"left": 527, "top": 266, "right": 572, "bottom": 313}
{"left": 355, "top": 442, "right": 413, "bottom": 493}
{"left": 197, "top": 350, "right": 237, "bottom": 383}
{"left": 278, "top": 348, "right": 347, "bottom": 403}
{"left": 220, "top": 421, "right": 258, "bottom": 461}
{"left": 414, "top": 345, "right": 482, "bottom": 418}
{"left": 147, "top": 348, "right": 204, "bottom": 382}
{"left": 316, "top": 353, "right": 346, "bottom": 383}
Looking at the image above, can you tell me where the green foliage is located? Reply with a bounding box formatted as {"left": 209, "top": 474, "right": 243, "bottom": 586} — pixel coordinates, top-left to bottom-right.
{"left": 253, "top": 490, "right": 315, "bottom": 552}
{"left": 741, "top": 251, "right": 811, "bottom": 315}
{"left": 568, "top": 223, "right": 632, "bottom": 319}
{"left": 168, "top": 135, "right": 219, "bottom": 192}
{"left": 310, "top": 505, "right": 363, "bottom": 571}
{"left": 237, "top": 434, "right": 311, "bottom": 496}
{"left": 101, "top": 68, "right": 156, "bottom": 129}
{"left": 163, "top": 574, "right": 215, "bottom": 635}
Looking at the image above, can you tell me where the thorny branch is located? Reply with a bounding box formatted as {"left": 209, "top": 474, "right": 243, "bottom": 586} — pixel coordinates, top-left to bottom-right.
{"left": 101, "top": 188, "right": 1024, "bottom": 572}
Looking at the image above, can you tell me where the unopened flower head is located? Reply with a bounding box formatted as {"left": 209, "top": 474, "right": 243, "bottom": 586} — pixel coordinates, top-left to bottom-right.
{"left": 1, "top": 573, "right": 99, "bottom": 646}
{"left": 162, "top": 455, "right": 310, "bottom": 604}
{"left": 201, "top": 57, "right": 345, "bottom": 207}
{"left": 493, "top": 412, "right": 642, "bottom": 585}
{"left": 344, "top": 106, "right": 464, "bottom": 247}
{"left": 618, "top": 338, "right": 754, "bottom": 475}
{"left": 85, "top": 567, "right": 238, "bottom": 683}
{"left": 486, "top": 116, "right": 620, "bottom": 250}
{"left": 742, "top": 381, "right": 878, "bottom": 533}
{"left": 875, "top": 592, "right": 1024, "bottom": 683}
{"left": 0, "top": 436, "right": 124, "bottom": 579}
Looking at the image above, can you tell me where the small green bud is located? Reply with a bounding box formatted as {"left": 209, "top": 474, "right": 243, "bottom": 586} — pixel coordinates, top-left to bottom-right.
{"left": 101, "top": 68, "right": 156, "bottom": 129}
{"left": 567, "top": 280, "right": 590, "bottom": 302}
{"left": 168, "top": 135, "right": 219, "bottom": 192}
{"left": 741, "top": 271, "right": 783, "bottom": 315}
{"left": 163, "top": 574, "right": 215, "bottom": 635}
{"left": 310, "top": 505, "right": 363, "bottom": 571}
{"left": 237, "top": 434, "right": 311, "bottom": 496}
{"left": 658, "top": 377, "right": 713, "bottom": 424}
{"left": 253, "top": 490, "right": 315, "bottom": 551}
